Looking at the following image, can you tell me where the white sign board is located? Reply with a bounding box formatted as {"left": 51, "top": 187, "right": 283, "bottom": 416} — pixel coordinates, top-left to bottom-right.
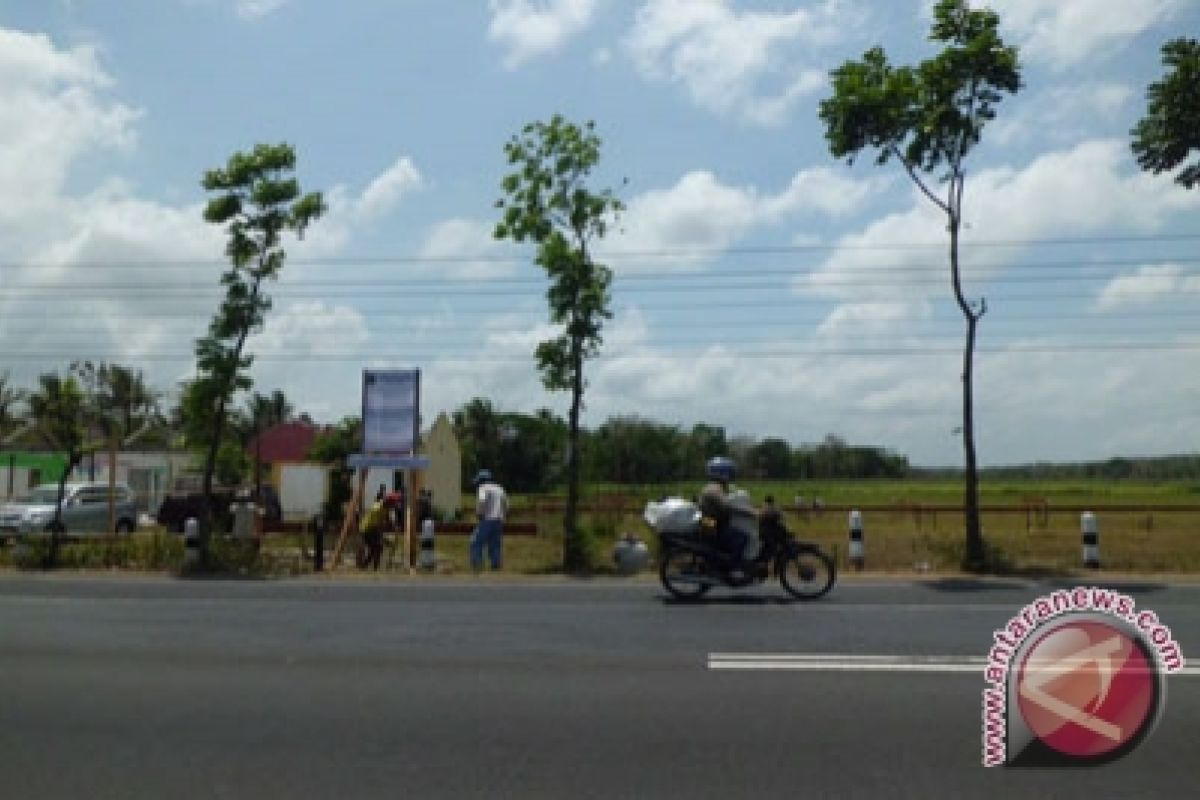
{"left": 362, "top": 369, "right": 420, "bottom": 455}
{"left": 280, "top": 464, "right": 329, "bottom": 519}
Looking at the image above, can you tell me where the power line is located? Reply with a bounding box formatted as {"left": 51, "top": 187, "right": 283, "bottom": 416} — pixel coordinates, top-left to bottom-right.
{"left": 0, "top": 342, "right": 1195, "bottom": 362}
{"left": 1, "top": 232, "right": 1199, "bottom": 273}
{"left": 4, "top": 255, "right": 1199, "bottom": 284}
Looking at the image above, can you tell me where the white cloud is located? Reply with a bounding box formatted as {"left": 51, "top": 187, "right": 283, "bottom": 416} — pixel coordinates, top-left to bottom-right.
{"left": 298, "top": 156, "right": 424, "bottom": 256}
{"left": 990, "top": 82, "right": 1134, "bottom": 147}
{"left": 353, "top": 157, "right": 423, "bottom": 220}
{"left": 488, "top": 0, "right": 598, "bottom": 69}
{"left": 418, "top": 218, "right": 520, "bottom": 279}
{"left": 815, "top": 301, "right": 932, "bottom": 340}
{"left": 606, "top": 167, "right": 881, "bottom": 270}
{"left": 624, "top": 0, "right": 859, "bottom": 125}
{"left": 250, "top": 301, "right": 370, "bottom": 358}
{"left": 1095, "top": 264, "right": 1200, "bottom": 311}
{"left": 0, "top": 29, "right": 140, "bottom": 223}
{"left": 797, "top": 139, "right": 1200, "bottom": 303}
{"left": 989, "top": 0, "right": 1183, "bottom": 69}
{"left": 235, "top": 0, "right": 288, "bottom": 21}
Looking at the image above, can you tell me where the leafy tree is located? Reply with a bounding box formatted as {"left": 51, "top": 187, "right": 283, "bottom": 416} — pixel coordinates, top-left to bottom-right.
{"left": 195, "top": 143, "right": 324, "bottom": 562}
{"left": 452, "top": 400, "right": 566, "bottom": 493}
{"left": 26, "top": 370, "right": 89, "bottom": 567}
{"left": 1132, "top": 38, "right": 1200, "bottom": 188}
{"left": 233, "top": 389, "right": 295, "bottom": 440}
{"left": 308, "top": 415, "right": 362, "bottom": 524}
{"left": 495, "top": 409, "right": 566, "bottom": 493}
{"left": 0, "top": 372, "right": 25, "bottom": 440}
{"left": 818, "top": 0, "right": 1020, "bottom": 569}
{"left": 494, "top": 115, "right": 623, "bottom": 570}
{"left": 73, "top": 361, "right": 162, "bottom": 445}
{"left": 749, "top": 437, "right": 793, "bottom": 479}
{"left": 687, "top": 424, "right": 728, "bottom": 473}
{"left": 588, "top": 416, "right": 688, "bottom": 484}
{"left": 234, "top": 388, "right": 296, "bottom": 491}
{"left": 452, "top": 397, "right": 503, "bottom": 486}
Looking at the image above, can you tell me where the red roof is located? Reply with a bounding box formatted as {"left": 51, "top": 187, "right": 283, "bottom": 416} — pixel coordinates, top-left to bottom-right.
{"left": 247, "top": 422, "right": 322, "bottom": 463}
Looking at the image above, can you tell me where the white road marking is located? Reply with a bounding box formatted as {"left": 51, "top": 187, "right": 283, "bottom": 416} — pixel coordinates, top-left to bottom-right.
{"left": 706, "top": 653, "right": 1200, "bottom": 676}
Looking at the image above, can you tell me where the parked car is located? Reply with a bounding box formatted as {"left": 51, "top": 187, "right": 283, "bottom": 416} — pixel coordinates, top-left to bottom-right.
{"left": 0, "top": 482, "right": 139, "bottom": 540}
{"left": 156, "top": 484, "right": 282, "bottom": 534}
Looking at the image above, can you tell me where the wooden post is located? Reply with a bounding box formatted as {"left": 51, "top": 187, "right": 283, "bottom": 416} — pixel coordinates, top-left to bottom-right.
{"left": 330, "top": 468, "right": 367, "bottom": 570}
{"left": 408, "top": 469, "right": 420, "bottom": 571}
{"left": 107, "top": 436, "right": 117, "bottom": 533}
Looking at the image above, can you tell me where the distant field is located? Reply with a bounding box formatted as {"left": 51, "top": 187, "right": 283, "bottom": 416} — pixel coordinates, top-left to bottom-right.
{"left": 498, "top": 479, "right": 1200, "bottom": 574}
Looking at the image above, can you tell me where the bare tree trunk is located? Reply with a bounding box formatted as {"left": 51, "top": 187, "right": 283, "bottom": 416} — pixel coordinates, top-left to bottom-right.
{"left": 961, "top": 312, "right": 984, "bottom": 568}
{"left": 563, "top": 339, "right": 585, "bottom": 572}
{"left": 948, "top": 195, "right": 986, "bottom": 569}
{"left": 199, "top": 282, "right": 261, "bottom": 567}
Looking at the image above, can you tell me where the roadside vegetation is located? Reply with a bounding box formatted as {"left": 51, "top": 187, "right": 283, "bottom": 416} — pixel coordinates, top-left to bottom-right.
{"left": 3, "top": 478, "right": 1197, "bottom": 576}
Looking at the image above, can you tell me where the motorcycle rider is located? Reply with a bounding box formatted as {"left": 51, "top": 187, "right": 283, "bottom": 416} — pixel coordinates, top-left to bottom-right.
{"left": 698, "top": 456, "right": 747, "bottom": 568}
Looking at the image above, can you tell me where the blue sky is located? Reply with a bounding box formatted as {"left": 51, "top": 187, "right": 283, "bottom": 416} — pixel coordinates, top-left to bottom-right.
{"left": 1, "top": 0, "right": 1198, "bottom": 466}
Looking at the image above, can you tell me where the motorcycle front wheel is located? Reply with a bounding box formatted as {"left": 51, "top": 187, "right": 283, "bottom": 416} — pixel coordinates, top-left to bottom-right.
{"left": 778, "top": 547, "right": 836, "bottom": 600}
{"left": 659, "top": 547, "right": 712, "bottom": 601}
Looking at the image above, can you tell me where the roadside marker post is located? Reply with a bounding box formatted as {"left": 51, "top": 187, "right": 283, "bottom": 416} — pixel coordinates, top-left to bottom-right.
{"left": 1082, "top": 511, "right": 1100, "bottom": 569}
{"left": 848, "top": 509, "right": 865, "bottom": 570}
{"left": 183, "top": 517, "right": 201, "bottom": 570}
{"left": 418, "top": 518, "right": 436, "bottom": 571}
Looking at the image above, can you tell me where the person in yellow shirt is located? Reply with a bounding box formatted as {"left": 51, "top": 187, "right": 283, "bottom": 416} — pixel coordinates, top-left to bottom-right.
{"left": 359, "top": 491, "right": 400, "bottom": 570}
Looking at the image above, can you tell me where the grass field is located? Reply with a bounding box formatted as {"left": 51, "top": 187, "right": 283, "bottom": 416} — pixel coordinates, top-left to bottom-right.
{"left": 492, "top": 478, "right": 1200, "bottom": 575}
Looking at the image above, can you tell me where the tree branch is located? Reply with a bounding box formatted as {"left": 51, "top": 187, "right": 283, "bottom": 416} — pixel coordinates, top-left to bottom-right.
{"left": 889, "top": 144, "right": 950, "bottom": 215}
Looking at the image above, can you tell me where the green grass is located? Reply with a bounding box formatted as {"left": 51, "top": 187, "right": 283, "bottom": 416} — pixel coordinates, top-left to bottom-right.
{"left": 3, "top": 479, "right": 1196, "bottom": 575}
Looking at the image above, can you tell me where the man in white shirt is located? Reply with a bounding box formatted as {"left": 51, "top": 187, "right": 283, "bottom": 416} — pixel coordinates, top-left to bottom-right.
{"left": 470, "top": 469, "right": 508, "bottom": 571}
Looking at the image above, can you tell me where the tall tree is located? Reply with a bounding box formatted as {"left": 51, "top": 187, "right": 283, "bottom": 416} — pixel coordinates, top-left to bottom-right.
{"left": 494, "top": 115, "right": 623, "bottom": 571}
{"left": 74, "top": 362, "right": 162, "bottom": 444}
{"left": 196, "top": 143, "right": 324, "bottom": 562}
{"left": 818, "top": 0, "right": 1020, "bottom": 569}
{"left": 1132, "top": 38, "right": 1200, "bottom": 189}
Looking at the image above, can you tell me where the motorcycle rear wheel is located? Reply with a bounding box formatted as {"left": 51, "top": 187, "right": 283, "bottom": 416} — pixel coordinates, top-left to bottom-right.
{"left": 778, "top": 547, "right": 836, "bottom": 600}
{"left": 659, "top": 547, "right": 712, "bottom": 601}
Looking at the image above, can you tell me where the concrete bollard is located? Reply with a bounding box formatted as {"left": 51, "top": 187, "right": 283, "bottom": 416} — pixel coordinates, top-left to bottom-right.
{"left": 183, "top": 517, "right": 201, "bottom": 570}
{"left": 232, "top": 502, "right": 255, "bottom": 538}
{"left": 1081, "top": 512, "right": 1100, "bottom": 569}
{"left": 418, "top": 518, "right": 436, "bottom": 571}
{"left": 848, "top": 509, "right": 864, "bottom": 570}
{"left": 613, "top": 534, "right": 650, "bottom": 575}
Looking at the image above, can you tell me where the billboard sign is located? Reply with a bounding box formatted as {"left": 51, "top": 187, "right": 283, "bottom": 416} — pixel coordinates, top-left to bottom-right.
{"left": 362, "top": 369, "right": 420, "bottom": 455}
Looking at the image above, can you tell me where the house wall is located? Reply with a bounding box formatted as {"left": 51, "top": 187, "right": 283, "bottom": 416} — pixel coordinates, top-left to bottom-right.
{"left": 68, "top": 451, "right": 196, "bottom": 513}
{"left": 420, "top": 413, "right": 462, "bottom": 519}
{"left": 1, "top": 452, "right": 69, "bottom": 497}
{"left": 1, "top": 466, "right": 35, "bottom": 499}
{"left": 272, "top": 462, "right": 330, "bottom": 520}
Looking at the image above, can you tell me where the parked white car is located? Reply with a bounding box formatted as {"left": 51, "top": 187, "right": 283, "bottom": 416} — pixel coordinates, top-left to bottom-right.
{"left": 0, "top": 482, "right": 139, "bottom": 540}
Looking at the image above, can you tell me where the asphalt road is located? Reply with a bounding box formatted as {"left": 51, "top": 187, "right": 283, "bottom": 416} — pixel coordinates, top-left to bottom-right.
{"left": 1, "top": 573, "right": 1197, "bottom": 799}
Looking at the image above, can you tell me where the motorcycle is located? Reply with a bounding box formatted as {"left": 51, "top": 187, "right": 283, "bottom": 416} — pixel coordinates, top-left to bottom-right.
{"left": 645, "top": 494, "right": 836, "bottom": 601}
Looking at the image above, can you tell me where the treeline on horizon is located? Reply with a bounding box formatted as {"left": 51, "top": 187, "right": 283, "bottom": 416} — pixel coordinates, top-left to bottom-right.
{"left": 932, "top": 455, "right": 1200, "bottom": 482}
{"left": 429, "top": 399, "right": 1200, "bottom": 491}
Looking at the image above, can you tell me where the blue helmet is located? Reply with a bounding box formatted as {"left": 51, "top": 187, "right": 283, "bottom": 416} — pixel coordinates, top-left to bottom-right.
{"left": 472, "top": 469, "right": 493, "bottom": 487}
{"left": 705, "top": 456, "right": 736, "bottom": 482}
